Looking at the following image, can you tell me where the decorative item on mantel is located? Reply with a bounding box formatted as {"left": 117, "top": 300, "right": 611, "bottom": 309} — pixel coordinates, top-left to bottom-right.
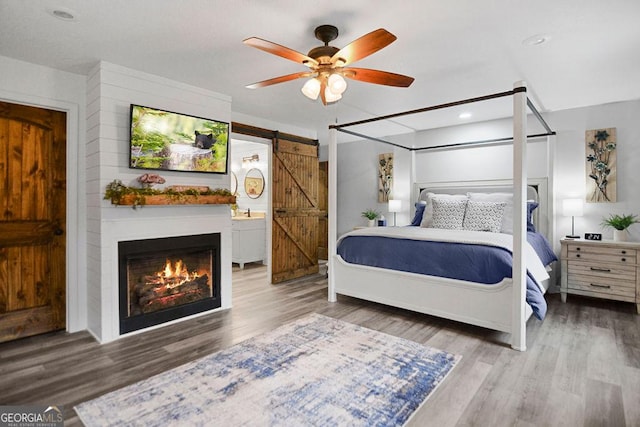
{"left": 601, "top": 213, "right": 639, "bottom": 242}
{"left": 137, "top": 173, "right": 166, "bottom": 188}
{"left": 104, "top": 179, "right": 235, "bottom": 209}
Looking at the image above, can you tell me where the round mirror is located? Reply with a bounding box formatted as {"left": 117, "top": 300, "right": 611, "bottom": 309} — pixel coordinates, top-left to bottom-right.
{"left": 244, "top": 168, "right": 265, "bottom": 199}
{"left": 230, "top": 171, "right": 238, "bottom": 196}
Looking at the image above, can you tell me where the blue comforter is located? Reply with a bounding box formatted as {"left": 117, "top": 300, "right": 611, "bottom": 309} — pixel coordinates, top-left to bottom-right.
{"left": 337, "top": 231, "right": 557, "bottom": 320}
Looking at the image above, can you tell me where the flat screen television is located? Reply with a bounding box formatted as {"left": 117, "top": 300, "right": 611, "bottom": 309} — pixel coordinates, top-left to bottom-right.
{"left": 129, "top": 104, "right": 229, "bottom": 174}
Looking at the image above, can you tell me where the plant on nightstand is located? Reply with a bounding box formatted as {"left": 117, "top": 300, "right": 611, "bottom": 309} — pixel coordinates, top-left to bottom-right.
{"left": 601, "top": 213, "right": 639, "bottom": 242}
{"left": 361, "top": 208, "right": 380, "bottom": 227}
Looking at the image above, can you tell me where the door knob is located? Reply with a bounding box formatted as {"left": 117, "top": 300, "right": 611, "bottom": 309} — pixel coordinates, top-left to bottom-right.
{"left": 54, "top": 228, "right": 64, "bottom": 236}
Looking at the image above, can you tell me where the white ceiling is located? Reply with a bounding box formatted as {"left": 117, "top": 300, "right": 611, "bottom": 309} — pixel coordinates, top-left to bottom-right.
{"left": 1, "top": 0, "right": 639, "bottom": 141}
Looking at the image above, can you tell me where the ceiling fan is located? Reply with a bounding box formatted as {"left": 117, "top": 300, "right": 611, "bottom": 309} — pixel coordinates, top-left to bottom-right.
{"left": 243, "top": 25, "right": 415, "bottom": 105}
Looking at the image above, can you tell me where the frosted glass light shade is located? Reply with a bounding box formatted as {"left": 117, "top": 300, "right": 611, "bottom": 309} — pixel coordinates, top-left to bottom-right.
{"left": 301, "top": 78, "right": 321, "bottom": 100}
{"left": 327, "top": 73, "right": 347, "bottom": 95}
{"left": 562, "top": 198, "right": 584, "bottom": 217}
{"left": 324, "top": 87, "right": 342, "bottom": 103}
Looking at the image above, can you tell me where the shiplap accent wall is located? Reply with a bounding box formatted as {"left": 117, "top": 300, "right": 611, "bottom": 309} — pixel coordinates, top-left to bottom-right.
{"left": 86, "top": 62, "right": 233, "bottom": 343}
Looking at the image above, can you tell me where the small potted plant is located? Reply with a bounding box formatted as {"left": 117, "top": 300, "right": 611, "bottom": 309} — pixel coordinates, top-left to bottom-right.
{"left": 601, "top": 213, "right": 639, "bottom": 241}
{"left": 362, "top": 208, "right": 380, "bottom": 227}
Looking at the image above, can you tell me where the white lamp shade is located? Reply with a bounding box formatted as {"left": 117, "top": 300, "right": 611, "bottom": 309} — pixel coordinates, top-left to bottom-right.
{"left": 562, "top": 198, "right": 584, "bottom": 217}
{"left": 301, "top": 78, "right": 321, "bottom": 100}
{"left": 327, "top": 73, "right": 347, "bottom": 95}
{"left": 388, "top": 199, "right": 402, "bottom": 213}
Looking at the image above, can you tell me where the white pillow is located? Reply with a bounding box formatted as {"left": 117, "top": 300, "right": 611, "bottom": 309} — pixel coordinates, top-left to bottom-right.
{"left": 420, "top": 193, "right": 469, "bottom": 228}
{"left": 467, "top": 192, "right": 513, "bottom": 234}
{"left": 431, "top": 198, "right": 468, "bottom": 229}
{"left": 463, "top": 201, "right": 507, "bottom": 233}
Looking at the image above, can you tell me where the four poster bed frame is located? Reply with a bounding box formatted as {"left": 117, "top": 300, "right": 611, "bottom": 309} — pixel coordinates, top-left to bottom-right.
{"left": 327, "top": 82, "right": 556, "bottom": 351}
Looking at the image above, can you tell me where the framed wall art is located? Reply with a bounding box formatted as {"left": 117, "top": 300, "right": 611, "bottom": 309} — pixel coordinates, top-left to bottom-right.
{"left": 586, "top": 127, "right": 616, "bottom": 203}
{"left": 378, "top": 153, "right": 393, "bottom": 203}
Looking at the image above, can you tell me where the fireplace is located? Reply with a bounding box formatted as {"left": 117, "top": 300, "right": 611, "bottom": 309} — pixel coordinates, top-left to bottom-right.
{"left": 119, "top": 233, "right": 221, "bottom": 334}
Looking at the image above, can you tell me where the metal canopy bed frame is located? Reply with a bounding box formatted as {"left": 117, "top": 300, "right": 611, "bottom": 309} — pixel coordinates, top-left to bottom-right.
{"left": 326, "top": 82, "right": 555, "bottom": 351}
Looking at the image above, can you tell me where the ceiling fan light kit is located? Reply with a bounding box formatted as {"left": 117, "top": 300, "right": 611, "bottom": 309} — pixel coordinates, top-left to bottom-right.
{"left": 327, "top": 73, "right": 347, "bottom": 95}
{"left": 244, "top": 25, "right": 414, "bottom": 105}
{"left": 324, "top": 87, "right": 342, "bottom": 103}
{"left": 301, "top": 78, "right": 321, "bottom": 100}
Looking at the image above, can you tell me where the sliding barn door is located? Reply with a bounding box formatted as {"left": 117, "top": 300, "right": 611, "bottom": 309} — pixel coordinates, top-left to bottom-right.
{"left": 0, "top": 101, "right": 67, "bottom": 343}
{"left": 271, "top": 136, "right": 319, "bottom": 283}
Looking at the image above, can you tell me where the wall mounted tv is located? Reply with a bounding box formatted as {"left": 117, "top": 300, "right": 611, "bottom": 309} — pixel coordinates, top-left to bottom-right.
{"left": 129, "top": 104, "right": 229, "bottom": 174}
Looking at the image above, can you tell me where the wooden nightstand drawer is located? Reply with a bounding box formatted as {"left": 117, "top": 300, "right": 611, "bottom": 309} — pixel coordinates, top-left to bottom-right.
{"left": 567, "top": 274, "right": 636, "bottom": 299}
{"left": 569, "top": 244, "right": 636, "bottom": 257}
{"left": 568, "top": 245, "right": 636, "bottom": 263}
{"left": 567, "top": 261, "right": 635, "bottom": 281}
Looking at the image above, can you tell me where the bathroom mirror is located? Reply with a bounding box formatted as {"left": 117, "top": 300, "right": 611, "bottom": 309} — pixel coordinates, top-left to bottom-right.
{"left": 244, "top": 168, "right": 264, "bottom": 199}
{"left": 230, "top": 171, "right": 238, "bottom": 196}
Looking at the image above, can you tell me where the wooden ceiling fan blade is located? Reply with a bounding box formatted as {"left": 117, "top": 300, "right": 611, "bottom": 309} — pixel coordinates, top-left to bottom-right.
{"left": 330, "top": 29, "right": 396, "bottom": 66}
{"left": 344, "top": 68, "right": 415, "bottom": 87}
{"left": 243, "top": 37, "right": 318, "bottom": 67}
{"left": 246, "top": 72, "right": 312, "bottom": 89}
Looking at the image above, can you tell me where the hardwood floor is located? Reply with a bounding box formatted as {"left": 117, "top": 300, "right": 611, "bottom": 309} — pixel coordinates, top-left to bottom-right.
{"left": 1, "top": 263, "right": 639, "bottom": 426}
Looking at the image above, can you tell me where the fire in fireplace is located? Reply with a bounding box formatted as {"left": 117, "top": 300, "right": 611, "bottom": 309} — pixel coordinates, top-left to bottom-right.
{"left": 119, "top": 233, "right": 221, "bottom": 334}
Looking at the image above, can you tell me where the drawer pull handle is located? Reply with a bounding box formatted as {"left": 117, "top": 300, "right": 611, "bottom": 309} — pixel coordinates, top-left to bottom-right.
{"left": 621, "top": 250, "right": 627, "bottom": 254}
{"left": 590, "top": 284, "right": 611, "bottom": 289}
{"left": 576, "top": 254, "right": 581, "bottom": 258}
{"left": 576, "top": 247, "right": 581, "bottom": 251}
{"left": 621, "top": 258, "right": 626, "bottom": 262}
{"left": 590, "top": 267, "right": 611, "bottom": 272}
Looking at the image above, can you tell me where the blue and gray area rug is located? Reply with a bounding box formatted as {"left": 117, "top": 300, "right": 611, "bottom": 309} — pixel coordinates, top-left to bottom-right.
{"left": 75, "top": 314, "right": 460, "bottom": 426}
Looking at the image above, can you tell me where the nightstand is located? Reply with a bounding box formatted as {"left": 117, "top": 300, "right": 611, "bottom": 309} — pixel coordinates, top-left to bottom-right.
{"left": 560, "top": 238, "right": 640, "bottom": 313}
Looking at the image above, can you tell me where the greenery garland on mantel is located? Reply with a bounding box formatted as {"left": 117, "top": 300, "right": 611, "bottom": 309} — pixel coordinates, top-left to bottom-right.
{"left": 104, "top": 179, "right": 235, "bottom": 209}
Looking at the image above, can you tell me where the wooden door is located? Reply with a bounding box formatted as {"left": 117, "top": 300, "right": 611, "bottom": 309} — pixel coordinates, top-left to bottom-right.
{"left": 0, "top": 101, "right": 66, "bottom": 343}
{"left": 318, "top": 161, "right": 328, "bottom": 260}
{"left": 271, "top": 136, "right": 319, "bottom": 283}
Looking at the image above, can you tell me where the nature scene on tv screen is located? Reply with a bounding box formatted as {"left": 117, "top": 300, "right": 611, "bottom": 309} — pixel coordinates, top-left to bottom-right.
{"left": 130, "top": 105, "right": 229, "bottom": 174}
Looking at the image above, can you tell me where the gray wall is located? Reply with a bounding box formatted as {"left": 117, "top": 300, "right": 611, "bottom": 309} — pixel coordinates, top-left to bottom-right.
{"left": 334, "top": 100, "right": 640, "bottom": 244}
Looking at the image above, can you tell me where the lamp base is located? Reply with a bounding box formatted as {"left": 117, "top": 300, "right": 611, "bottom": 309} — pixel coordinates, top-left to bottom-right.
{"left": 565, "top": 234, "right": 580, "bottom": 239}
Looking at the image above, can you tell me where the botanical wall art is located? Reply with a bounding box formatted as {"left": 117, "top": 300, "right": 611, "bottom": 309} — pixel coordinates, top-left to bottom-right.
{"left": 585, "top": 128, "right": 616, "bottom": 203}
{"left": 378, "top": 153, "right": 393, "bottom": 203}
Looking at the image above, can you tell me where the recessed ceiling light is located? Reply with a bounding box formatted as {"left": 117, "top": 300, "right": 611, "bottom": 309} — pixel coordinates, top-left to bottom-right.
{"left": 458, "top": 112, "right": 472, "bottom": 119}
{"left": 48, "top": 7, "right": 77, "bottom": 21}
{"left": 522, "top": 34, "right": 550, "bottom": 46}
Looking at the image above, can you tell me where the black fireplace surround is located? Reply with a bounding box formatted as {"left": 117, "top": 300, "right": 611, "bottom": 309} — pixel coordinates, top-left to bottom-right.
{"left": 119, "top": 233, "right": 221, "bottom": 334}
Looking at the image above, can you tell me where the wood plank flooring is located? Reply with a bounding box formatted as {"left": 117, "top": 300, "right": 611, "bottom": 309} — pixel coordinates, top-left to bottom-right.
{"left": 1, "top": 263, "right": 639, "bottom": 426}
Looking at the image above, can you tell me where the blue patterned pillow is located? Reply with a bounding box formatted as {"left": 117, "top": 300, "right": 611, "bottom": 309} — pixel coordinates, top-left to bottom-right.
{"left": 431, "top": 198, "right": 468, "bottom": 229}
{"left": 463, "top": 201, "right": 506, "bottom": 233}
{"left": 410, "top": 202, "right": 427, "bottom": 226}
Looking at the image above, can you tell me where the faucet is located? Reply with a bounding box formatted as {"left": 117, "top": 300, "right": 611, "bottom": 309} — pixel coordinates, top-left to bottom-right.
{"left": 246, "top": 208, "right": 251, "bottom": 217}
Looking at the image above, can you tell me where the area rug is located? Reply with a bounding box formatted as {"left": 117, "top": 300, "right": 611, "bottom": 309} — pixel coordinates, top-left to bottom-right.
{"left": 75, "top": 314, "right": 460, "bottom": 426}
